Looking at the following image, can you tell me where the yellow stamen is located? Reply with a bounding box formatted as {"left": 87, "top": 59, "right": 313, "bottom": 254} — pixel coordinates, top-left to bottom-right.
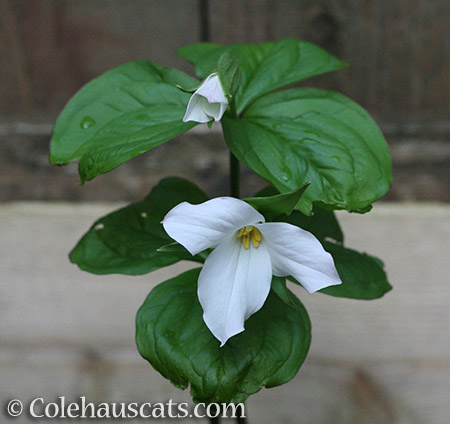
{"left": 252, "top": 227, "right": 261, "bottom": 242}
{"left": 242, "top": 234, "right": 250, "bottom": 249}
{"left": 251, "top": 229, "right": 260, "bottom": 247}
{"left": 237, "top": 225, "right": 262, "bottom": 249}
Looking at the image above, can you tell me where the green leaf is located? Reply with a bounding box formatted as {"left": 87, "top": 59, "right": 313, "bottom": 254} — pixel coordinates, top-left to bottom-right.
{"left": 136, "top": 268, "right": 311, "bottom": 403}
{"left": 216, "top": 52, "right": 242, "bottom": 99}
{"left": 280, "top": 208, "right": 344, "bottom": 244}
{"left": 50, "top": 62, "right": 199, "bottom": 181}
{"left": 244, "top": 184, "right": 310, "bottom": 216}
{"left": 69, "top": 177, "right": 207, "bottom": 275}
{"left": 289, "top": 242, "right": 392, "bottom": 300}
{"left": 157, "top": 242, "right": 211, "bottom": 261}
{"left": 178, "top": 39, "right": 347, "bottom": 114}
{"left": 271, "top": 277, "right": 300, "bottom": 309}
{"left": 320, "top": 242, "right": 392, "bottom": 299}
{"left": 252, "top": 185, "right": 343, "bottom": 242}
{"left": 222, "top": 88, "right": 393, "bottom": 215}
{"left": 273, "top": 203, "right": 390, "bottom": 300}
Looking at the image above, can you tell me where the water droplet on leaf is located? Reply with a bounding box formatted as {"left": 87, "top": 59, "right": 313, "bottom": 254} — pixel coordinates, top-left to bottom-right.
{"left": 80, "top": 116, "right": 96, "bottom": 129}
{"left": 281, "top": 166, "right": 292, "bottom": 182}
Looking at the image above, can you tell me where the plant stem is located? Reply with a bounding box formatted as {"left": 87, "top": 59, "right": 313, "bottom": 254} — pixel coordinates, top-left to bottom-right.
{"left": 236, "top": 415, "right": 248, "bottom": 424}
{"left": 230, "top": 152, "right": 240, "bottom": 198}
{"left": 209, "top": 416, "right": 220, "bottom": 424}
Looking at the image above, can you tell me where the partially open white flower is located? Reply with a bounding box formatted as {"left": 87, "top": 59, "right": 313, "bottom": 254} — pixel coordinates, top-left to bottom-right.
{"left": 183, "top": 73, "right": 228, "bottom": 123}
{"left": 162, "top": 197, "right": 341, "bottom": 346}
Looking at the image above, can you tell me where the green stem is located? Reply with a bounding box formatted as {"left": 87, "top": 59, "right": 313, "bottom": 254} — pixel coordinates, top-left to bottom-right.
{"left": 230, "top": 152, "right": 240, "bottom": 198}
{"left": 236, "top": 413, "right": 248, "bottom": 424}
{"left": 209, "top": 416, "right": 220, "bottom": 424}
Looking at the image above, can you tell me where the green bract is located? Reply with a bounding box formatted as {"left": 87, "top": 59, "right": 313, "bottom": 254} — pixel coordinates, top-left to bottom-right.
{"left": 244, "top": 184, "right": 310, "bottom": 216}
{"left": 215, "top": 52, "right": 242, "bottom": 99}
{"left": 136, "top": 269, "right": 311, "bottom": 403}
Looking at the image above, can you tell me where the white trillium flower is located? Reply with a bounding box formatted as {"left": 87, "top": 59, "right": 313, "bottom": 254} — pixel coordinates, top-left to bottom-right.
{"left": 183, "top": 73, "right": 228, "bottom": 123}
{"left": 162, "top": 197, "right": 342, "bottom": 346}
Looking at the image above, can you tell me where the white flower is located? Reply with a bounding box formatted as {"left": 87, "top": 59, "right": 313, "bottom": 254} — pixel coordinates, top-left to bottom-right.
{"left": 183, "top": 73, "right": 228, "bottom": 123}
{"left": 162, "top": 197, "right": 341, "bottom": 346}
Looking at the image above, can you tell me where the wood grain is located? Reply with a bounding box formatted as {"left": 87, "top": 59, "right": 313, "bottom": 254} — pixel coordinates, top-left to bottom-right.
{"left": 1, "top": 203, "right": 449, "bottom": 423}
{"left": 208, "top": 0, "right": 450, "bottom": 122}
{"left": 1, "top": 0, "right": 448, "bottom": 126}
{"left": 0, "top": 0, "right": 201, "bottom": 116}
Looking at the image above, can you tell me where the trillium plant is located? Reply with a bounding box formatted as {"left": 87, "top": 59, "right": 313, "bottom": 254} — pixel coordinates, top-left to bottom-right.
{"left": 50, "top": 39, "right": 393, "bottom": 417}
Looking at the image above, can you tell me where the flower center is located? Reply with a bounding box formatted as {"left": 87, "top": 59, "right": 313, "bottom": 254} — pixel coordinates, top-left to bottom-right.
{"left": 237, "top": 225, "right": 262, "bottom": 249}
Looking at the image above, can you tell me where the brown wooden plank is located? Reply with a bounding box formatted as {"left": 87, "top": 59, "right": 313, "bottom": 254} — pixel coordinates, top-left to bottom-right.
{"left": 0, "top": 0, "right": 201, "bottom": 116}
{"left": 208, "top": 0, "right": 450, "bottom": 122}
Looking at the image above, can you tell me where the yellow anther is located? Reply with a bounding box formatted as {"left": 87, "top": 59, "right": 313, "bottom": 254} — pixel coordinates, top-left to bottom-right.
{"left": 252, "top": 227, "right": 261, "bottom": 242}
{"left": 250, "top": 227, "right": 261, "bottom": 247}
{"left": 242, "top": 234, "right": 250, "bottom": 249}
{"left": 237, "top": 225, "right": 262, "bottom": 249}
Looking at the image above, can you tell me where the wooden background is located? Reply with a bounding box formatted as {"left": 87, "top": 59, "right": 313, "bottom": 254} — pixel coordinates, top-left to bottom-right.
{"left": 1, "top": 203, "right": 449, "bottom": 423}
{"left": 1, "top": 0, "right": 449, "bottom": 122}
{"left": 0, "top": 0, "right": 448, "bottom": 202}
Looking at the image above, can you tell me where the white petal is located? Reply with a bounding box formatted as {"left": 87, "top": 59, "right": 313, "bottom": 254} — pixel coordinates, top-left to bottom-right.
{"left": 162, "top": 197, "right": 264, "bottom": 256}
{"left": 198, "top": 234, "right": 272, "bottom": 346}
{"left": 217, "top": 102, "right": 228, "bottom": 121}
{"left": 201, "top": 98, "right": 222, "bottom": 121}
{"left": 196, "top": 74, "right": 228, "bottom": 104}
{"left": 183, "top": 94, "right": 210, "bottom": 123}
{"left": 257, "top": 223, "right": 342, "bottom": 294}
{"left": 183, "top": 74, "right": 228, "bottom": 123}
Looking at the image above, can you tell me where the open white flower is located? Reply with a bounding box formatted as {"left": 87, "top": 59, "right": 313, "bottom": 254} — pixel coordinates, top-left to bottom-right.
{"left": 162, "top": 197, "right": 341, "bottom": 346}
{"left": 183, "top": 73, "right": 228, "bottom": 123}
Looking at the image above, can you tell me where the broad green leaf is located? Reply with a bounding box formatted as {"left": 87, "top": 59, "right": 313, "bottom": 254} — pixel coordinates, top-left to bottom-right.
{"left": 70, "top": 177, "right": 207, "bottom": 275}
{"left": 271, "top": 276, "right": 299, "bottom": 309}
{"left": 50, "top": 62, "right": 199, "bottom": 181}
{"left": 178, "top": 39, "right": 347, "bottom": 114}
{"left": 289, "top": 242, "right": 392, "bottom": 299}
{"left": 280, "top": 209, "right": 344, "bottom": 244}
{"left": 222, "top": 88, "right": 393, "bottom": 215}
{"left": 273, "top": 203, "right": 390, "bottom": 299}
{"left": 320, "top": 242, "right": 392, "bottom": 299}
{"left": 244, "top": 184, "right": 310, "bottom": 216}
{"left": 136, "top": 268, "right": 311, "bottom": 403}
